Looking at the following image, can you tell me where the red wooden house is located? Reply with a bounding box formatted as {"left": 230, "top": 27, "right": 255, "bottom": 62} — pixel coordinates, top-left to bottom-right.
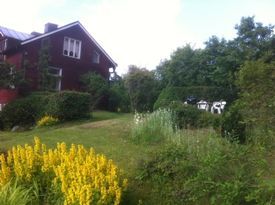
{"left": 0, "top": 21, "right": 117, "bottom": 92}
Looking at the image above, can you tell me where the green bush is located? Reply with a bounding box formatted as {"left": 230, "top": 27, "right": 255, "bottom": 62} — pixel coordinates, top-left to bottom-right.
{"left": 169, "top": 102, "right": 202, "bottom": 129}
{"left": 166, "top": 101, "right": 222, "bottom": 129}
{"left": 154, "top": 86, "right": 235, "bottom": 110}
{"left": 138, "top": 139, "right": 270, "bottom": 205}
{"left": 0, "top": 92, "right": 51, "bottom": 129}
{"left": 221, "top": 103, "right": 246, "bottom": 143}
{"left": 108, "top": 83, "right": 130, "bottom": 112}
{"left": 1, "top": 98, "right": 38, "bottom": 129}
{"left": 80, "top": 72, "right": 109, "bottom": 109}
{"left": 1, "top": 91, "right": 90, "bottom": 129}
{"left": 45, "top": 91, "right": 90, "bottom": 121}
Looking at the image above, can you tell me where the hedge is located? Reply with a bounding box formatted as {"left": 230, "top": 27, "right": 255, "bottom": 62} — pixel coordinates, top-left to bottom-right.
{"left": 45, "top": 91, "right": 90, "bottom": 121}
{"left": 154, "top": 86, "right": 236, "bottom": 110}
{"left": 0, "top": 91, "right": 91, "bottom": 129}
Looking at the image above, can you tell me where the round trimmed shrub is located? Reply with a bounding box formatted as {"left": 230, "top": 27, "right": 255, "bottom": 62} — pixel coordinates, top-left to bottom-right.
{"left": 1, "top": 98, "right": 37, "bottom": 129}
{"left": 0, "top": 93, "right": 49, "bottom": 129}
{"left": 45, "top": 91, "right": 91, "bottom": 121}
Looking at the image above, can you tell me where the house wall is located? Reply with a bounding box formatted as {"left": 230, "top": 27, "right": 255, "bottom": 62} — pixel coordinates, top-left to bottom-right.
{"left": 6, "top": 52, "right": 23, "bottom": 69}
{"left": 10, "top": 24, "right": 114, "bottom": 91}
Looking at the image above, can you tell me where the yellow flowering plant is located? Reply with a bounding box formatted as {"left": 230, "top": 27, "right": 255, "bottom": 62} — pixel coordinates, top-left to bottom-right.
{"left": 0, "top": 137, "right": 127, "bottom": 205}
{"left": 37, "top": 115, "right": 59, "bottom": 127}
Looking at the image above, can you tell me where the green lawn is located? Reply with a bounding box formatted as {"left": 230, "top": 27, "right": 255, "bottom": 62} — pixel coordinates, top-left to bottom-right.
{"left": 0, "top": 111, "right": 160, "bottom": 204}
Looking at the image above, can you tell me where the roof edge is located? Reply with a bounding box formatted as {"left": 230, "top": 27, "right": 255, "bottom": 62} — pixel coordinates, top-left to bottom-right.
{"left": 21, "top": 21, "right": 117, "bottom": 67}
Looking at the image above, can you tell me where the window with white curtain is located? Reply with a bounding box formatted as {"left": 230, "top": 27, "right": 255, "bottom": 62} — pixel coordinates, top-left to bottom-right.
{"left": 63, "top": 37, "right": 81, "bottom": 59}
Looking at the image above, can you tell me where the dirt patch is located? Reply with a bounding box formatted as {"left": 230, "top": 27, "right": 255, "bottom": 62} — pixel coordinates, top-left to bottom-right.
{"left": 77, "top": 119, "right": 119, "bottom": 129}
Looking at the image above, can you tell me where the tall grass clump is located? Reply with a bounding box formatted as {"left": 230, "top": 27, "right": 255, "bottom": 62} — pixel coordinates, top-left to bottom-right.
{"left": 131, "top": 109, "right": 179, "bottom": 144}
{"left": 138, "top": 134, "right": 273, "bottom": 205}
{"left": 0, "top": 180, "right": 32, "bottom": 205}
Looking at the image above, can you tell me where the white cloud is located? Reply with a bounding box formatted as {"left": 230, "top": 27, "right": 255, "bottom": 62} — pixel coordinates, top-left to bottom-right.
{"left": 79, "top": 0, "right": 187, "bottom": 74}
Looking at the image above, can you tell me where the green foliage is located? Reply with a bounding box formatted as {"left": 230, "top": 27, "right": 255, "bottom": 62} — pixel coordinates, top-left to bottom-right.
{"left": 124, "top": 65, "right": 159, "bottom": 112}
{"left": 131, "top": 109, "right": 177, "bottom": 144}
{"left": 156, "top": 45, "right": 201, "bottom": 87}
{"left": 80, "top": 72, "right": 109, "bottom": 109}
{"left": 0, "top": 92, "right": 52, "bottom": 129}
{"left": 169, "top": 101, "right": 202, "bottom": 129}
{"left": 235, "top": 16, "right": 274, "bottom": 60}
{"left": 221, "top": 103, "right": 247, "bottom": 143}
{"left": 1, "top": 98, "right": 39, "bottom": 129}
{"left": 138, "top": 138, "right": 269, "bottom": 205}
{"left": 0, "top": 91, "right": 90, "bottom": 129}
{"left": 37, "top": 43, "right": 54, "bottom": 91}
{"left": 0, "top": 180, "right": 32, "bottom": 205}
{"left": 108, "top": 79, "right": 130, "bottom": 112}
{"left": 154, "top": 86, "right": 235, "bottom": 110}
{"left": 0, "top": 62, "right": 24, "bottom": 89}
{"left": 155, "top": 17, "right": 274, "bottom": 107}
{"left": 45, "top": 91, "right": 90, "bottom": 121}
{"left": 166, "top": 101, "right": 221, "bottom": 129}
{"left": 237, "top": 59, "right": 275, "bottom": 130}
{"left": 37, "top": 41, "right": 61, "bottom": 92}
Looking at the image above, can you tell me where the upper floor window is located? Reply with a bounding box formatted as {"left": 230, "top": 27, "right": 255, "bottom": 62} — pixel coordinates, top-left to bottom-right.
{"left": 63, "top": 37, "right": 81, "bottom": 59}
{"left": 92, "top": 51, "right": 100, "bottom": 64}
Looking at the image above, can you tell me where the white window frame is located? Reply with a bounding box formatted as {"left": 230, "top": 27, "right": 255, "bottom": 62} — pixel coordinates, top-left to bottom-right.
{"left": 92, "top": 50, "right": 100, "bottom": 64}
{"left": 48, "top": 66, "right": 62, "bottom": 91}
{"left": 4, "top": 39, "right": 7, "bottom": 50}
{"left": 63, "top": 37, "right": 81, "bottom": 59}
{"left": 0, "top": 39, "right": 7, "bottom": 51}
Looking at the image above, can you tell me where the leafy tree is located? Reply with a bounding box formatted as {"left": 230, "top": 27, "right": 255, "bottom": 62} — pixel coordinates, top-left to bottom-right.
{"left": 204, "top": 36, "right": 233, "bottom": 87}
{"left": 108, "top": 76, "right": 130, "bottom": 112}
{"left": 124, "top": 65, "right": 159, "bottom": 112}
{"left": 80, "top": 72, "right": 109, "bottom": 110}
{"left": 156, "top": 45, "right": 204, "bottom": 87}
{"left": 234, "top": 16, "right": 274, "bottom": 61}
{"left": 237, "top": 58, "right": 275, "bottom": 129}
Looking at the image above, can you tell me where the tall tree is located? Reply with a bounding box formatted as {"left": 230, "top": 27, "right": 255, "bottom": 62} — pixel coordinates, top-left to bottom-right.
{"left": 124, "top": 65, "right": 159, "bottom": 112}
{"left": 235, "top": 16, "right": 274, "bottom": 61}
{"left": 80, "top": 72, "right": 109, "bottom": 110}
{"left": 237, "top": 57, "right": 275, "bottom": 128}
{"left": 156, "top": 44, "right": 205, "bottom": 87}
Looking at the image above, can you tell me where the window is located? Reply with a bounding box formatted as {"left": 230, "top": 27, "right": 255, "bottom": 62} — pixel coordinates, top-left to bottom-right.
{"left": 92, "top": 51, "right": 100, "bottom": 64}
{"left": 48, "top": 67, "right": 62, "bottom": 91}
{"left": 0, "top": 39, "right": 7, "bottom": 51}
{"left": 63, "top": 37, "right": 81, "bottom": 59}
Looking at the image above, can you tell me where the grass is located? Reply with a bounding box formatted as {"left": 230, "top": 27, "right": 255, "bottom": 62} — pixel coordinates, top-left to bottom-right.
{"left": 1, "top": 110, "right": 274, "bottom": 204}
{"left": 0, "top": 111, "right": 161, "bottom": 204}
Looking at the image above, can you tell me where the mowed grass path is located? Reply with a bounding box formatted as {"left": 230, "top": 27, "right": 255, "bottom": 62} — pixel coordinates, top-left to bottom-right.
{"left": 0, "top": 111, "right": 160, "bottom": 204}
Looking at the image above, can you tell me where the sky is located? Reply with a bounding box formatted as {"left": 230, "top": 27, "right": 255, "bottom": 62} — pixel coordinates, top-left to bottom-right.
{"left": 1, "top": 0, "right": 275, "bottom": 74}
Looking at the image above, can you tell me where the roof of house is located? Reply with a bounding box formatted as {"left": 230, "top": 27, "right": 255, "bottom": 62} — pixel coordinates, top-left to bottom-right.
{"left": 0, "top": 26, "right": 34, "bottom": 41}
{"left": 0, "top": 22, "right": 117, "bottom": 67}
{"left": 21, "top": 21, "right": 117, "bottom": 67}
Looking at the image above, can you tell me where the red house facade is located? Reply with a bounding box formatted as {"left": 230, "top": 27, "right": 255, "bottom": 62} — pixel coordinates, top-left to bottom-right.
{"left": 0, "top": 21, "right": 117, "bottom": 91}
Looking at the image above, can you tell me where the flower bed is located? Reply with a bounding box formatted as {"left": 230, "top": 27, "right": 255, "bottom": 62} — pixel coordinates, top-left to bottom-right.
{"left": 0, "top": 137, "right": 127, "bottom": 205}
